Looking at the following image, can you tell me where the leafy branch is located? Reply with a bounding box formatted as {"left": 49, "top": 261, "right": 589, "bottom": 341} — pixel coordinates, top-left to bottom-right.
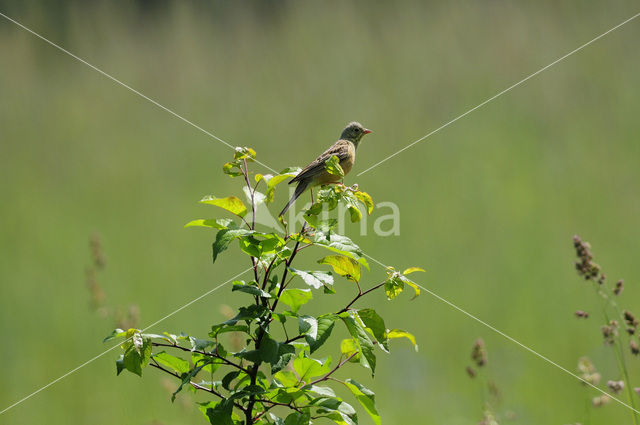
{"left": 106, "top": 147, "right": 423, "bottom": 425}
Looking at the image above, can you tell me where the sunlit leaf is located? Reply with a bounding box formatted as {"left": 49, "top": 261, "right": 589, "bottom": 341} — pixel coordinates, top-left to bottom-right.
{"left": 340, "top": 312, "right": 376, "bottom": 375}
{"left": 152, "top": 351, "right": 190, "bottom": 374}
{"left": 279, "top": 288, "right": 313, "bottom": 313}
{"left": 343, "top": 379, "right": 380, "bottom": 425}
{"left": 353, "top": 191, "right": 374, "bottom": 215}
{"left": 232, "top": 280, "right": 271, "bottom": 298}
{"left": 290, "top": 268, "right": 334, "bottom": 290}
{"left": 184, "top": 218, "right": 238, "bottom": 229}
{"left": 298, "top": 315, "right": 318, "bottom": 340}
{"left": 200, "top": 195, "right": 247, "bottom": 217}
{"left": 357, "top": 309, "right": 389, "bottom": 352}
{"left": 403, "top": 267, "right": 426, "bottom": 275}
{"left": 386, "top": 329, "right": 418, "bottom": 351}
{"left": 318, "top": 255, "right": 361, "bottom": 282}
{"left": 324, "top": 155, "right": 345, "bottom": 177}
{"left": 212, "top": 228, "right": 251, "bottom": 263}
{"left": 307, "top": 314, "right": 337, "bottom": 353}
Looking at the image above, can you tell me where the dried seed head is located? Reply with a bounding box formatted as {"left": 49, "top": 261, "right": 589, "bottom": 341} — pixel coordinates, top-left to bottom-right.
{"left": 598, "top": 273, "right": 606, "bottom": 285}
{"left": 592, "top": 394, "right": 611, "bottom": 407}
{"left": 578, "top": 357, "right": 600, "bottom": 385}
{"left": 630, "top": 340, "right": 639, "bottom": 355}
{"left": 466, "top": 366, "right": 477, "bottom": 378}
{"left": 613, "top": 279, "right": 624, "bottom": 296}
{"left": 601, "top": 323, "right": 618, "bottom": 345}
{"left": 471, "top": 338, "right": 487, "bottom": 367}
{"left": 574, "top": 310, "right": 589, "bottom": 319}
{"left": 623, "top": 310, "right": 639, "bottom": 329}
{"left": 572, "top": 235, "right": 603, "bottom": 281}
{"left": 607, "top": 380, "right": 625, "bottom": 394}
{"left": 635, "top": 388, "right": 640, "bottom": 397}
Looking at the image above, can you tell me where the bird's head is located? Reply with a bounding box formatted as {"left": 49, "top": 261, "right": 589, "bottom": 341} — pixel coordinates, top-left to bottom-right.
{"left": 340, "top": 121, "right": 372, "bottom": 146}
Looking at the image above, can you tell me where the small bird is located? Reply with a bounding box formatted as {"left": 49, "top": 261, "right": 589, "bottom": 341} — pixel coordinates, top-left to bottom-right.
{"left": 279, "top": 121, "right": 372, "bottom": 216}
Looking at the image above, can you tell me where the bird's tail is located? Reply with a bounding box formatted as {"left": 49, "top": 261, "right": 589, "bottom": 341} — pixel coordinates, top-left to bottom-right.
{"left": 279, "top": 181, "right": 309, "bottom": 217}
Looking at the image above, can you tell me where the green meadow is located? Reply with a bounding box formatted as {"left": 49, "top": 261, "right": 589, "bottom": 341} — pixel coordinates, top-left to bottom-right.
{"left": 1, "top": 1, "right": 639, "bottom": 424}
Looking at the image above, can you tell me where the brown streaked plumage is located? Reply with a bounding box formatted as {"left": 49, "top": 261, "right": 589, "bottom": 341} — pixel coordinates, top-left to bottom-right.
{"left": 279, "top": 122, "right": 372, "bottom": 217}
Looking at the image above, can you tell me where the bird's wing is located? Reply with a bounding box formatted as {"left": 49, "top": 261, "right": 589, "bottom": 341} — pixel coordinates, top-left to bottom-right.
{"left": 290, "top": 140, "right": 352, "bottom": 184}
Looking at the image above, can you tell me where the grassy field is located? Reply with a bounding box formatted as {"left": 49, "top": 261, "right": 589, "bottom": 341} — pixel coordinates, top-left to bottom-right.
{"left": 1, "top": 1, "right": 640, "bottom": 424}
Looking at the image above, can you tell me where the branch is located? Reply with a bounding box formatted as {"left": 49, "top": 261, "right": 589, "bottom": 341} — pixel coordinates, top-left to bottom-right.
{"left": 336, "top": 279, "right": 387, "bottom": 314}
{"left": 307, "top": 352, "right": 358, "bottom": 386}
{"left": 149, "top": 361, "right": 246, "bottom": 412}
{"left": 152, "top": 342, "right": 250, "bottom": 374}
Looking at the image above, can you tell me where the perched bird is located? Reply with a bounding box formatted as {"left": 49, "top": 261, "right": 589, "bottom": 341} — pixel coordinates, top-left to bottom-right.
{"left": 279, "top": 121, "right": 372, "bottom": 216}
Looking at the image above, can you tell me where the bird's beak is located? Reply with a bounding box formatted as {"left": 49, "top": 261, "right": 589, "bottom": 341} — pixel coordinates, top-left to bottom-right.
{"left": 363, "top": 129, "right": 372, "bottom": 134}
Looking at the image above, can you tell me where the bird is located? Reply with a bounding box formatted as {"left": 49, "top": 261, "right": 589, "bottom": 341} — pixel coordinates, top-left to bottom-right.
{"left": 279, "top": 121, "right": 372, "bottom": 217}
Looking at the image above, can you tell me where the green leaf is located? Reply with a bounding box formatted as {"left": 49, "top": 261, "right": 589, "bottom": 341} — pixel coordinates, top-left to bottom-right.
{"left": 346, "top": 200, "right": 362, "bottom": 223}
{"left": 324, "top": 155, "right": 345, "bottom": 177}
{"left": 384, "top": 276, "right": 404, "bottom": 300}
{"left": 357, "top": 309, "right": 389, "bottom": 352}
{"left": 273, "top": 370, "right": 299, "bottom": 388}
{"left": 400, "top": 276, "right": 421, "bottom": 299}
{"left": 341, "top": 312, "right": 376, "bottom": 375}
{"left": 172, "top": 358, "right": 212, "bottom": 401}
{"left": 386, "top": 329, "right": 418, "bottom": 351}
{"left": 314, "top": 399, "right": 357, "bottom": 425}
{"left": 298, "top": 315, "right": 318, "bottom": 339}
{"left": 256, "top": 167, "right": 301, "bottom": 203}
{"left": 223, "top": 161, "right": 243, "bottom": 177}
{"left": 305, "top": 385, "right": 337, "bottom": 397}
{"left": 353, "top": 190, "right": 374, "bottom": 215}
{"left": 184, "top": 218, "right": 237, "bottom": 229}
{"left": 307, "top": 314, "right": 337, "bottom": 353}
{"left": 212, "top": 228, "right": 251, "bottom": 263}
{"left": 340, "top": 339, "right": 359, "bottom": 361}
{"left": 318, "top": 255, "right": 361, "bottom": 282}
{"left": 343, "top": 379, "right": 380, "bottom": 425}
{"left": 301, "top": 232, "right": 369, "bottom": 268}
{"left": 290, "top": 268, "right": 334, "bottom": 290}
{"left": 209, "top": 324, "right": 250, "bottom": 338}
{"left": 232, "top": 280, "right": 271, "bottom": 298}
{"left": 152, "top": 352, "right": 190, "bottom": 374}
{"left": 271, "top": 343, "right": 296, "bottom": 374}
{"left": 283, "top": 411, "right": 311, "bottom": 425}
{"left": 203, "top": 398, "right": 236, "bottom": 425}
{"left": 303, "top": 214, "right": 338, "bottom": 233}
{"left": 403, "top": 267, "right": 426, "bottom": 275}
{"left": 223, "top": 304, "right": 269, "bottom": 325}
{"left": 293, "top": 355, "right": 331, "bottom": 382}
{"left": 234, "top": 146, "right": 256, "bottom": 161}
{"left": 103, "top": 328, "right": 126, "bottom": 342}
{"left": 121, "top": 331, "right": 152, "bottom": 377}
{"left": 200, "top": 195, "right": 247, "bottom": 217}
{"left": 115, "top": 355, "right": 125, "bottom": 375}
{"left": 279, "top": 288, "right": 313, "bottom": 314}
{"left": 258, "top": 335, "right": 280, "bottom": 364}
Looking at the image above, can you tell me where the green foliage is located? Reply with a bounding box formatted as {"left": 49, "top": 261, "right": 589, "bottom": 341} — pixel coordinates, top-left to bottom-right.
{"left": 106, "top": 148, "right": 423, "bottom": 424}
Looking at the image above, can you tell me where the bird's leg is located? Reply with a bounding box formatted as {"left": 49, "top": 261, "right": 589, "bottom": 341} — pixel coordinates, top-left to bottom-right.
{"left": 310, "top": 188, "right": 315, "bottom": 204}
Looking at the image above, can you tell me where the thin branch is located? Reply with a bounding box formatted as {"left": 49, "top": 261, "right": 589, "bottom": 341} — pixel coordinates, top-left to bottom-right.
{"left": 151, "top": 342, "right": 250, "bottom": 374}
{"left": 337, "top": 279, "right": 387, "bottom": 314}
{"left": 149, "top": 361, "right": 246, "bottom": 412}
{"left": 307, "top": 352, "right": 357, "bottom": 386}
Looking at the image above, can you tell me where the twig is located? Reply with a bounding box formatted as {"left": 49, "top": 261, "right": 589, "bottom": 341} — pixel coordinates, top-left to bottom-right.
{"left": 152, "top": 342, "right": 250, "bottom": 374}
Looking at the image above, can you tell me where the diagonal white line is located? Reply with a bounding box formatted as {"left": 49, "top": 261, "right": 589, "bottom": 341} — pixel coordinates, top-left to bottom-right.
{"left": 0, "top": 11, "right": 278, "bottom": 174}
{"left": 363, "top": 253, "right": 640, "bottom": 415}
{"left": 0, "top": 267, "right": 253, "bottom": 416}
{"left": 357, "top": 11, "right": 640, "bottom": 176}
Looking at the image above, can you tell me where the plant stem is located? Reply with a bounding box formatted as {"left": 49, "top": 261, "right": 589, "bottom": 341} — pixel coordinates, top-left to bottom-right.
{"left": 337, "top": 279, "right": 386, "bottom": 314}
{"left": 307, "top": 352, "right": 357, "bottom": 386}
{"left": 151, "top": 342, "right": 250, "bottom": 374}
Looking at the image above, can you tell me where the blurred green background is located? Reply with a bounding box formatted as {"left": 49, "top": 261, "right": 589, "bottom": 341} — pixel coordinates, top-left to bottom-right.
{"left": 1, "top": 1, "right": 640, "bottom": 424}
